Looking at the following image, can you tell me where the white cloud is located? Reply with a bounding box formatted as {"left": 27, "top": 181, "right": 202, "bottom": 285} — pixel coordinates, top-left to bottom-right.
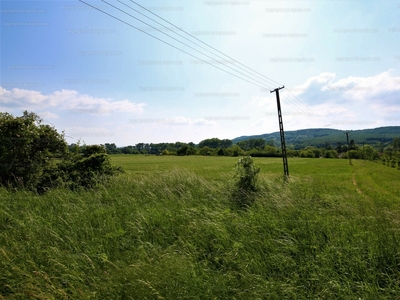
{"left": 157, "top": 117, "right": 216, "bottom": 126}
{"left": 65, "top": 126, "right": 115, "bottom": 141}
{"left": 0, "top": 87, "right": 146, "bottom": 114}
{"left": 38, "top": 111, "right": 59, "bottom": 119}
{"left": 291, "top": 70, "right": 400, "bottom": 104}
{"left": 322, "top": 70, "right": 400, "bottom": 103}
{"left": 276, "top": 70, "right": 400, "bottom": 130}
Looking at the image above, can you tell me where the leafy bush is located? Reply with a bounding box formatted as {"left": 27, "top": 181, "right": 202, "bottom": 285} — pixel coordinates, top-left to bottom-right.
{"left": 324, "top": 149, "right": 338, "bottom": 158}
{"left": 300, "top": 150, "right": 315, "bottom": 158}
{"left": 232, "top": 156, "right": 260, "bottom": 207}
{"left": 0, "top": 111, "right": 122, "bottom": 193}
{"left": 346, "top": 150, "right": 359, "bottom": 159}
{"left": 0, "top": 111, "right": 67, "bottom": 190}
{"left": 199, "top": 146, "right": 214, "bottom": 156}
{"left": 177, "top": 145, "right": 196, "bottom": 156}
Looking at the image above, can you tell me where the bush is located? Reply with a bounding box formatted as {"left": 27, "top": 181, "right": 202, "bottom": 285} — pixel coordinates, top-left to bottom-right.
{"left": 232, "top": 156, "right": 260, "bottom": 207}
{"left": 324, "top": 150, "right": 338, "bottom": 158}
{"left": 199, "top": 146, "right": 214, "bottom": 156}
{"left": 347, "top": 150, "right": 359, "bottom": 159}
{"left": 0, "top": 111, "right": 122, "bottom": 193}
{"left": 300, "top": 150, "right": 315, "bottom": 158}
{"left": 0, "top": 111, "right": 67, "bottom": 190}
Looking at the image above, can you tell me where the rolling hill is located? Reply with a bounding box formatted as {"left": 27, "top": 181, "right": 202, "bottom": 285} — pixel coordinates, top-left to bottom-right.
{"left": 232, "top": 126, "right": 400, "bottom": 150}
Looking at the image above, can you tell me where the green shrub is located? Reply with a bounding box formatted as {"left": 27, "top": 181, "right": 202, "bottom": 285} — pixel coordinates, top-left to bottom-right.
{"left": 232, "top": 156, "right": 260, "bottom": 207}
{"left": 0, "top": 111, "right": 67, "bottom": 190}
{"left": 324, "top": 149, "right": 338, "bottom": 158}
{"left": 0, "top": 111, "right": 122, "bottom": 193}
{"left": 300, "top": 150, "right": 315, "bottom": 158}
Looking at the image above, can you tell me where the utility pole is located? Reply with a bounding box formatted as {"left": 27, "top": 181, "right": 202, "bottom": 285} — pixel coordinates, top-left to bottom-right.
{"left": 344, "top": 131, "right": 352, "bottom": 165}
{"left": 363, "top": 142, "right": 365, "bottom": 161}
{"left": 271, "top": 86, "right": 289, "bottom": 178}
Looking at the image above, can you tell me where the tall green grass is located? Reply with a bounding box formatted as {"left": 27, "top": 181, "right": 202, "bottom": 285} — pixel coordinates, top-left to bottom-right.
{"left": 1, "top": 159, "right": 400, "bottom": 298}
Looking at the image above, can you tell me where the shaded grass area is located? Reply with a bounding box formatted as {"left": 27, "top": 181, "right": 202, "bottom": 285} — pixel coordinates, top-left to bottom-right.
{"left": 1, "top": 158, "right": 400, "bottom": 298}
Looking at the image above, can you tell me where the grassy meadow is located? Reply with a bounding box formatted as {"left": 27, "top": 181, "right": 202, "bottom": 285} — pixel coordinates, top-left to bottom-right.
{"left": 1, "top": 155, "right": 400, "bottom": 299}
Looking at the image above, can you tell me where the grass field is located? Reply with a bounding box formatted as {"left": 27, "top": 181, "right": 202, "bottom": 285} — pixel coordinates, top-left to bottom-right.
{"left": 1, "top": 155, "right": 400, "bottom": 298}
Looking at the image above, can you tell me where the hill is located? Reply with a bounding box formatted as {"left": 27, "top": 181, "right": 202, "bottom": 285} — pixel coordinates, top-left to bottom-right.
{"left": 232, "top": 126, "right": 400, "bottom": 150}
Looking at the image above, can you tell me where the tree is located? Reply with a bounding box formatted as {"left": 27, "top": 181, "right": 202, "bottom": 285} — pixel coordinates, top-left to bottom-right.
{"left": 325, "top": 142, "right": 332, "bottom": 150}
{"left": 0, "top": 111, "right": 67, "bottom": 190}
{"left": 336, "top": 142, "right": 343, "bottom": 153}
{"left": 199, "top": 146, "right": 213, "bottom": 156}
{"left": 104, "top": 143, "right": 119, "bottom": 154}
{"left": 393, "top": 137, "right": 400, "bottom": 152}
{"left": 237, "top": 138, "right": 266, "bottom": 151}
{"left": 0, "top": 111, "right": 122, "bottom": 193}
{"left": 361, "top": 144, "right": 378, "bottom": 160}
{"left": 299, "top": 149, "right": 315, "bottom": 158}
{"left": 221, "top": 139, "right": 233, "bottom": 149}
{"left": 199, "top": 138, "right": 222, "bottom": 149}
{"left": 177, "top": 145, "right": 189, "bottom": 156}
{"left": 324, "top": 149, "right": 338, "bottom": 158}
{"left": 349, "top": 140, "right": 356, "bottom": 150}
{"left": 231, "top": 145, "right": 243, "bottom": 157}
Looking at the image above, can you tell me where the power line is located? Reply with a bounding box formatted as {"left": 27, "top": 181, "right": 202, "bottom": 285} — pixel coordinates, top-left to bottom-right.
{"left": 283, "top": 89, "right": 328, "bottom": 125}
{"left": 117, "top": 0, "right": 273, "bottom": 86}
{"left": 280, "top": 93, "right": 328, "bottom": 127}
{"left": 101, "top": 0, "right": 274, "bottom": 89}
{"left": 79, "top": 0, "right": 272, "bottom": 90}
{"left": 129, "top": 0, "right": 282, "bottom": 88}
{"left": 283, "top": 95, "right": 325, "bottom": 125}
{"left": 126, "top": 0, "right": 330, "bottom": 124}
{"left": 80, "top": 0, "right": 325, "bottom": 126}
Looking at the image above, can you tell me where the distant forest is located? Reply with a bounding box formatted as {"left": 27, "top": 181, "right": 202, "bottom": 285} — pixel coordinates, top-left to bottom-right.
{"left": 232, "top": 127, "right": 400, "bottom": 150}
{"left": 69, "top": 126, "right": 400, "bottom": 160}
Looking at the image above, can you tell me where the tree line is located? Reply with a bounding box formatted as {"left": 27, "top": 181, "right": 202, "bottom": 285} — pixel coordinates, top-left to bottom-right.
{"left": 74, "top": 137, "right": 400, "bottom": 162}
{"left": 2, "top": 111, "right": 399, "bottom": 194}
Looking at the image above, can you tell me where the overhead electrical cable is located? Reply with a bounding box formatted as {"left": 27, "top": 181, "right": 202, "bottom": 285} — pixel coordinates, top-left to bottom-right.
{"left": 80, "top": 0, "right": 326, "bottom": 127}
{"left": 100, "top": 0, "right": 276, "bottom": 90}
{"left": 126, "top": 0, "right": 328, "bottom": 126}
{"left": 284, "top": 89, "right": 328, "bottom": 124}
{"left": 129, "top": 0, "right": 282, "bottom": 88}
{"left": 117, "top": 0, "right": 274, "bottom": 85}
{"left": 79, "top": 0, "right": 272, "bottom": 90}
{"left": 280, "top": 94, "right": 328, "bottom": 127}
{"left": 281, "top": 92, "right": 329, "bottom": 126}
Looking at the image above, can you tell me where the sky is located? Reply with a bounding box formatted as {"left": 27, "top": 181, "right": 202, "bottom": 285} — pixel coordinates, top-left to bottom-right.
{"left": 1, "top": 0, "right": 400, "bottom": 146}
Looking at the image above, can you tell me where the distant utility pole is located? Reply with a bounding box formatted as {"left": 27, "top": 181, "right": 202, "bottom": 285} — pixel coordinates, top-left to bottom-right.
{"left": 345, "top": 131, "right": 352, "bottom": 165}
{"left": 363, "top": 142, "right": 365, "bottom": 161}
{"left": 270, "top": 86, "right": 289, "bottom": 178}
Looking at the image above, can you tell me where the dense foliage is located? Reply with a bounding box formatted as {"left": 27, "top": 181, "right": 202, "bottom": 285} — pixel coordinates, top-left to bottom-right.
{"left": 0, "top": 111, "right": 67, "bottom": 190}
{"left": 0, "top": 112, "right": 122, "bottom": 193}
{"left": 232, "top": 127, "right": 400, "bottom": 149}
{"left": 94, "top": 133, "right": 400, "bottom": 166}
{"left": 232, "top": 156, "right": 260, "bottom": 207}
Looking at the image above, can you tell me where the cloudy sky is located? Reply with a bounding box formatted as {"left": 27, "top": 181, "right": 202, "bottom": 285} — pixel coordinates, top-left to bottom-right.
{"left": 1, "top": 0, "right": 400, "bottom": 146}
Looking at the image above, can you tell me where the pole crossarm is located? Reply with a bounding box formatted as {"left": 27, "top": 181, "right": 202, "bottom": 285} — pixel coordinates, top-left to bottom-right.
{"left": 271, "top": 86, "right": 289, "bottom": 177}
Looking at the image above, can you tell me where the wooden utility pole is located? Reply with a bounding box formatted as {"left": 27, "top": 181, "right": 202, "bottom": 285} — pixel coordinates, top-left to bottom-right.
{"left": 345, "top": 131, "right": 352, "bottom": 165}
{"left": 271, "top": 86, "right": 289, "bottom": 177}
{"left": 363, "top": 142, "right": 365, "bottom": 161}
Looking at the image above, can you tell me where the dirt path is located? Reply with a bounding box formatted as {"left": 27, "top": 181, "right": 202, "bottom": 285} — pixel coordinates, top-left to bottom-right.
{"left": 352, "top": 171, "right": 363, "bottom": 194}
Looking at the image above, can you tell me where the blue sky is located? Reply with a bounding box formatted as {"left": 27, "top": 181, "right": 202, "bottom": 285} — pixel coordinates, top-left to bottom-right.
{"left": 1, "top": 0, "right": 400, "bottom": 146}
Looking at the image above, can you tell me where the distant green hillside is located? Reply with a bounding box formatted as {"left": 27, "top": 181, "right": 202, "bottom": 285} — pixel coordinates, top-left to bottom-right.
{"left": 232, "top": 127, "right": 400, "bottom": 150}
